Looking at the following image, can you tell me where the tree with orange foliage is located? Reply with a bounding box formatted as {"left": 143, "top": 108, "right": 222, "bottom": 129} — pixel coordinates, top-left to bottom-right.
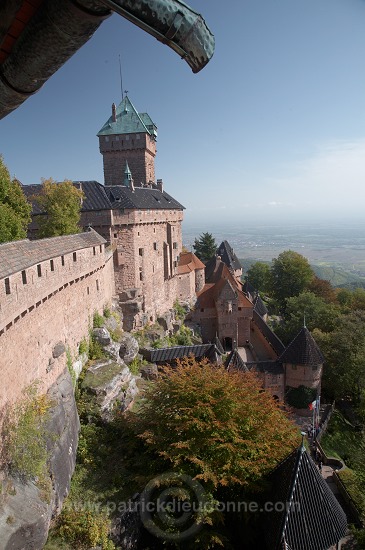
{"left": 133, "top": 358, "right": 298, "bottom": 491}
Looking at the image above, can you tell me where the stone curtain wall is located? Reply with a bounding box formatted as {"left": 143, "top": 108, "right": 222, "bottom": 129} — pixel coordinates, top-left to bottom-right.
{"left": 0, "top": 244, "right": 114, "bottom": 409}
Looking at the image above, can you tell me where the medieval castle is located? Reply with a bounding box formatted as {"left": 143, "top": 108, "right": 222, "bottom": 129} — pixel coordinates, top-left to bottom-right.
{"left": 0, "top": 96, "right": 323, "bottom": 412}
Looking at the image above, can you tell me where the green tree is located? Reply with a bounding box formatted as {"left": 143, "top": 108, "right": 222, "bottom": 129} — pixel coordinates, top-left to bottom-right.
{"left": 275, "top": 291, "right": 341, "bottom": 344}
{"left": 308, "top": 275, "right": 337, "bottom": 303}
{"left": 193, "top": 232, "right": 217, "bottom": 264}
{"left": 246, "top": 261, "right": 271, "bottom": 294}
{"left": 0, "top": 156, "right": 31, "bottom": 243}
{"left": 132, "top": 359, "right": 298, "bottom": 491}
{"left": 36, "top": 178, "right": 84, "bottom": 238}
{"left": 314, "top": 310, "right": 365, "bottom": 402}
{"left": 270, "top": 250, "right": 314, "bottom": 309}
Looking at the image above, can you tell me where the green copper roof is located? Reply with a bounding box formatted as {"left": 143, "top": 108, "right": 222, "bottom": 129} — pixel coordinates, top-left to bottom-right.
{"left": 97, "top": 96, "right": 157, "bottom": 137}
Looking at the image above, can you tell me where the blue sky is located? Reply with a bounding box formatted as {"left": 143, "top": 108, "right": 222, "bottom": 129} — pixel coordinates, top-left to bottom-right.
{"left": 1, "top": 0, "right": 365, "bottom": 225}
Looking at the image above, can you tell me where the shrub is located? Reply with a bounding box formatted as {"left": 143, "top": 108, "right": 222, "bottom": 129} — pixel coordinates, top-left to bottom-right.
{"left": 4, "top": 385, "right": 51, "bottom": 481}
{"left": 285, "top": 385, "right": 317, "bottom": 409}
{"left": 89, "top": 336, "right": 105, "bottom": 360}
{"left": 173, "top": 300, "right": 186, "bottom": 321}
{"left": 78, "top": 338, "right": 88, "bottom": 356}
{"left": 57, "top": 507, "right": 115, "bottom": 550}
{"left": 93, "top": 311, "right": 104, "bottom": 328}
{"left": 129, "top": 356, "right": 148, "bottom": 375}
{"left": 103, "top": 306, "right": 111, "bottom": 318}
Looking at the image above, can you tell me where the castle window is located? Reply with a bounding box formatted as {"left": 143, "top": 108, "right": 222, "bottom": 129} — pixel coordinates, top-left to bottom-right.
{"left": 22, "top": 270, "right": 27, "bottom": 284}
{"left": 136, "top": 134, "right": 140, "bottom": 140}
{"left": 153, "top": 242, "right": 158, "bottom": 251}
{"left": 37, "top": 264, "right": 42, "bottom": 277}
{"left": 116, "top": 136, "right": 119, "bottom": 141}
{"left": 87, "top": 287, "right": 90, "bottom": 295}
{"left": 61, "top": 255, "right": 65, "bottom": 266}
{"left": 238, "top": 307, "right": 242, "bottom": 311}
{"left": 5, "top": 278, "right": 10, "bottom": 294}
{"left": 154, "top": 228, "right": 156, "bottom": 233}
{"left": 100, "top": 245, "right": 102, "bottom": 253}
{"left": 153, "top": 265, "right": 155, "bottom": 273}
{"left": 173, "top": 242, "right": 177, "bottom": 249}
{"left": 139, "top": 272, "right": 143, "bottom": 281}
{"left": 126, "top": 135, "right": 129, "bottom": 141}
{"left": 114, "top": 233, "right": 117, "bottom": 238}
{"left": 93, "top": 247, "right": 96, "bottom": 255}
{"left": 73, "top": 252, "right": 77, "bottom": 262}
{"left": 139, "top": 248, "right": 144, "bottom": 256}
{"left": 105, "top": 136, "right": 109, "bottom": 142}
{"left": 96, "top": 280, "right": 100, "bottom": 291}
{"left": 50, "top": 260, "right": 54, "bottom": 272}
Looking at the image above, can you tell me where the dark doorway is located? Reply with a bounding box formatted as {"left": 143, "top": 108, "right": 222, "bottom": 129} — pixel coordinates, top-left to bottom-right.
{"left": 223, "top": 337, "right": 233, "bottom": 351}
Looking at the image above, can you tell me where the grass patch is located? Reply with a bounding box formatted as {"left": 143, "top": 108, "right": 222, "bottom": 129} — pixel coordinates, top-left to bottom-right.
{"left": 337, "top": 468, "right": 365, "bottom": 513}
{"left": 321, "top": 409, "right": 365, "bottom": 465}
{"left": 321, "top": 408, "right": 365, "bottom": 515}
{"left": 82, "top": 362, "right": 123, "bottom": 391}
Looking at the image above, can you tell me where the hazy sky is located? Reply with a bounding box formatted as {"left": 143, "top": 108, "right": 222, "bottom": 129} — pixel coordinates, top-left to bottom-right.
{"left": 1, "top": 0, "right": 365, "bottom": 225}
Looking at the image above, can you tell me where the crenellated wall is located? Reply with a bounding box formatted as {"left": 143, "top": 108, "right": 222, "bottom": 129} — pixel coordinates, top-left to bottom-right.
{"left": 0, "top": 231, "right": 115, "bottom": 410}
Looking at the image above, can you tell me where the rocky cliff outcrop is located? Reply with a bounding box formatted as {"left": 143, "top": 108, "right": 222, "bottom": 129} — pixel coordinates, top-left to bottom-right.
{"left": 0, "top": 368, "right": 79, "bottom": 550}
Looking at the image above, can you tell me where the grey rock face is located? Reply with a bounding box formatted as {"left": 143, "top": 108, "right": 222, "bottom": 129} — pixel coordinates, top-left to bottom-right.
{"left": 52, "top": 341, "right": 66, "bottom": 358}
{"left": 82, "top": 360, "right": 139, "bottom": 418}
{"left": 119, "top": 334, "right": 139, "bottom": 365}
{"left": 92, "top": 327, "right": 111, "bottom": 346}
{"left": 103, "top": 315, "right": 118, "bottom": 333}
{"left": 140, "top": 364, "right": 158, "bottom": 381}
{"left": 0, "top": 368, "right": 79, "bottom": 550}
{"left": 104, "top": 341, "right": 122, "bottom": 363}
{"left": 157, "top": 311, "right": 173, "bottom": 332}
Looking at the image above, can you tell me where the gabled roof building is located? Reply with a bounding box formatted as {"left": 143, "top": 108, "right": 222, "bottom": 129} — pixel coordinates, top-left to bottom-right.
{"left": 193, "top": 246, "right": 324, "bottom": 407}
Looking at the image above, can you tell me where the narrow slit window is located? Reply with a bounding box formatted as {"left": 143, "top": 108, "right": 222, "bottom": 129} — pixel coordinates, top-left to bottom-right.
{"left": 22, "top": 270, "right": 27, "bottom": 284}
{"left": 5, "top": 278, "right": 10, "bottom": 294}
{"left": 37, "top": 264, "right": 42, "bottom": 277}
{"left": 50, "top": 259, "right": 54, "bottom": 272}
{"left": 73, "top": 252, "right": 77, "bottom": 262}
{"left": 61, "top": 255, "right": 65, "bottom": 266}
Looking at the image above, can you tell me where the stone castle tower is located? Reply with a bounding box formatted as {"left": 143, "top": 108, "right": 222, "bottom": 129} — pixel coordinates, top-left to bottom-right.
{"left": 97, "top": 96, "right": 157, "bottom": 187}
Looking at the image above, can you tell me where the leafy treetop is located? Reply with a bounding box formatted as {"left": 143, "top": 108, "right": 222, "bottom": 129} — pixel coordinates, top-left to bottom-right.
{"left": 131, "top": 358, "right": 298, "bottom": 492}
{"left": 193, "top": 232, "right": 217, "bottom": 264}
{"left": 0, "top": 156, "right": 31, "bottom": 243}
{"left": 271, "top": 250, "right": 314, "bottom": 309}
{"left": 36, "top": 178, "right": 84, "bottom": 238}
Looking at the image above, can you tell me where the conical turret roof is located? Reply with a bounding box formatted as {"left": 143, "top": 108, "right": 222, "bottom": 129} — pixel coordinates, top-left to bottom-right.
{"left": 267, "top": 441, "right": 347, "bottom": 550}
{"left": 280, "top": 327, "right": 324, "bottom": 366}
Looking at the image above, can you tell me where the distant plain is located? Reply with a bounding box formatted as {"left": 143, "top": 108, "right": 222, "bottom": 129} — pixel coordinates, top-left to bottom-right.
{"left": 182, "top": 221, "right": 365, "bottom": 286}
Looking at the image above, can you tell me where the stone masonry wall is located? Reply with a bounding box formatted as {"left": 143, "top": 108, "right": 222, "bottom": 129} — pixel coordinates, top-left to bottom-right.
{"left": 112, "top": 208, "right": 184, "bottom": 327}
{"left": 99, "top": 133, "right": 156, "bottom": 186}
{"left": 285, "top": 363, "right": 322, "bottom": 390}
{"left": 0, "top": 246, "right": 115, "bottom": 410}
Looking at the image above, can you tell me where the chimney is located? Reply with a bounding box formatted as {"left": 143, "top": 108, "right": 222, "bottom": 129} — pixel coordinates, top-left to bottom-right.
{"left": 112, "top": 103, "right": 117, "bottom": 122}
{"left": 156, "top": 178, "right": 163, "bottom": 192}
